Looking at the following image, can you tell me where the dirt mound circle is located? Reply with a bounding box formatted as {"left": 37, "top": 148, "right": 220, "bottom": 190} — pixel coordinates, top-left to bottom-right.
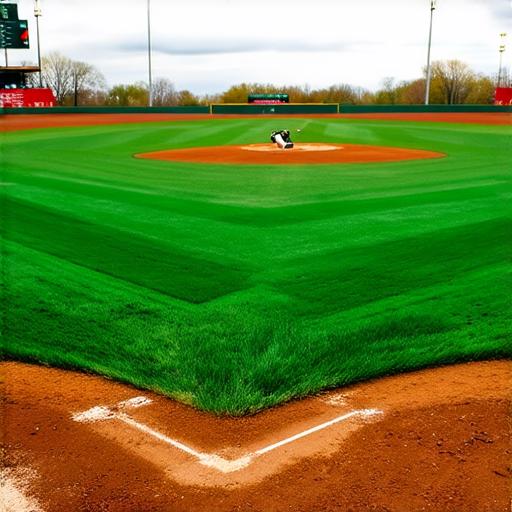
{"left": 241, "top": 143, "right": 339, "bottom": 152}
{"left": 136, "top": 143, "right": 445, "bottom": 165}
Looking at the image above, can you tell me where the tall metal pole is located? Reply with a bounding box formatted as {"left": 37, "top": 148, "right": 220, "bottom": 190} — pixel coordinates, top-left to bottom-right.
{"left": 147, "top": 0, "right": 153, "bottom": 107}
{"left": 34, "top": 0, "right": 43, "bottom": 87}
{"left": 424, "top": 0, "right": 437, "bottom": 105}
{"left": 497, "top": 32, "right": 506, "bottom": 88}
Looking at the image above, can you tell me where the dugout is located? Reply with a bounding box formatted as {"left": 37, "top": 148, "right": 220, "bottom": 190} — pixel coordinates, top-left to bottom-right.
{"left": 0, "top": 65, "right": 40, "bottom": 88}
{"left": 0, "top": 65, "right": 55, "bottom": 107}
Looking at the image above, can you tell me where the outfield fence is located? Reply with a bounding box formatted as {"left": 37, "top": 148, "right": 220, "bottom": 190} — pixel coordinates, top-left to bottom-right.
{"left": 0, "top": 105, "right": 210, "bottom": 115}
{"left": 339, "top": 104, "right": 512, "bottom": 113}
{"left": 1, "top": 103, "right": 510, "bottom": 115}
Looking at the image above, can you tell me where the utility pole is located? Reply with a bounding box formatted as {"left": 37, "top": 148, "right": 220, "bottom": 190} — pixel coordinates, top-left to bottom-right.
{"left": 497, "top": 32, "right": 506, "bottom": 88}
{"left": 147, "top": 0, "right": 153, "bottom": 107}
{"left": 34, "top": 0, "right": 42, "bottom": 87}
{"left": 424, "top": 0, "right": 437, "bottom": 105}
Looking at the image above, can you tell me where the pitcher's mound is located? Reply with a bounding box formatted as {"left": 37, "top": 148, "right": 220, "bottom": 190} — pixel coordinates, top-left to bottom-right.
{"left": 241, "top": 143, "right": 339, "bottom": 152}
{"left": 136, "top": 143, "right": 445, "bottom": 165}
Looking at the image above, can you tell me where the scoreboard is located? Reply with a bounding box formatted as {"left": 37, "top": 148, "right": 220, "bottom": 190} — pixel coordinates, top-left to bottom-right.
{"left": 0, "top": 3, "right": 19, "bottom": 20}
{"left": 248, "top": 93, "right": 289, "bottom": 104}
{"left": 0, "top": 2, "right": 29, "bottom": 49}
{"left": 0, "top": 19, "right": 29, "bottom": 48}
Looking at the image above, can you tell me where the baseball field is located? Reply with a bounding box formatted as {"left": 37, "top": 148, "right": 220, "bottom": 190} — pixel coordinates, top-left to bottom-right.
{"left": 2, "top": 113, "right": 510, "bottom": 416}
{"left": 1, "top": 111, "right": 511, "bottom": 511}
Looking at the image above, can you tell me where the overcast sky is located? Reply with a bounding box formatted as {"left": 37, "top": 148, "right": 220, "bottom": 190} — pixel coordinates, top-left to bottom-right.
{"left": 6, "top": 0, "right": 512, "bottom": 94}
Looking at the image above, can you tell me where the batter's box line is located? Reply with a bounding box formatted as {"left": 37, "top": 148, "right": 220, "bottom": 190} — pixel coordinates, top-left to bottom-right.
{"left": 72, "top": 396, "right": 382, "bottom": 473}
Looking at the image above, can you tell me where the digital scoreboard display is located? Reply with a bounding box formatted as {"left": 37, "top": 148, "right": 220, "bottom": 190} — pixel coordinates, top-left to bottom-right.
{"left": 0, "top": 3, "right": 18, "bottom": 21}
{"left": 248, "top": 93, "right": 289, "bottom": 104}
{"left": 0, "top": 19, "right": 29, "bottom": 49}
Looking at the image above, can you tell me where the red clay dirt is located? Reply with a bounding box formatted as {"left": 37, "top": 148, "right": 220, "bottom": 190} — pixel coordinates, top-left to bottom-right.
{"left": 136, "top": 143, "right": 445, "bottom": 165}
{"left": 1, "top": 360, "right": 510, "bottom": 512}
{"left": 0, "top": 112, "right": 510, "bottom": 132}
{"left": 335, "top": 112, "right": 512, "bottom": 125}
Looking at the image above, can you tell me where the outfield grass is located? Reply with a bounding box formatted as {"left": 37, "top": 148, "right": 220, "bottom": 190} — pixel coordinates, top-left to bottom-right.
{"left": 1, "top": 117, "right": 511, "bottom": 415}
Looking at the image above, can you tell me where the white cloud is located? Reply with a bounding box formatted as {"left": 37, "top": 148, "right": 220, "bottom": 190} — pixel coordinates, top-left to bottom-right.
{"left": 6, "top": 0, "right": 511, "bottom": 93}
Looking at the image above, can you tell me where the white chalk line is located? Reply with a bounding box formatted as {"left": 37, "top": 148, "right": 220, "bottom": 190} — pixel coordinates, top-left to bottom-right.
{"left": 73, "top": 396, "right": 382, "bottom": 473}
{"left": 254, "top": 409, "right": 377, "bottom": 456}
{"left": 1, "top": 469, "right": 43, "bottom": 512}
{"left": 118, "top": 413, "right": 204, "bottom": 459}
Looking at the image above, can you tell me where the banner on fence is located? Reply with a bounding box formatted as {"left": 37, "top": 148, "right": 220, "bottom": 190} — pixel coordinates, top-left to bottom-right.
{"left": 0, "top": 88, "right": 56, "bottom": 107}
{"left": 494, "top": 87, "right": 512, "bottom": 105}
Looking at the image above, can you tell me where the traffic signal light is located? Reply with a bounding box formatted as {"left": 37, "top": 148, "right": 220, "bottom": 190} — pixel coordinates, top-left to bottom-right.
{"left": 0, "top": 19, "right": 30, "bottom": 49}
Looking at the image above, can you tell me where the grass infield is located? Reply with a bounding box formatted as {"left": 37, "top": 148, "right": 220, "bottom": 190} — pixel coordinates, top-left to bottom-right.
{"left": 1, "top": 117, "right": 511, "bottom": 415}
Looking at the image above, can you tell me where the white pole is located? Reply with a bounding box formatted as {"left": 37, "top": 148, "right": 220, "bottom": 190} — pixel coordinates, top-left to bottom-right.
{"left": 424, "top": 0, "right": 436, "bottom": 105}
{"left": 147, "top": 0, "right": 153, "bottom": 107}
{"left": 34, "top": 0, "right": 43, "bottom": 87}
{"left": 497, "top": 33, "right": 506, "bottom": 88}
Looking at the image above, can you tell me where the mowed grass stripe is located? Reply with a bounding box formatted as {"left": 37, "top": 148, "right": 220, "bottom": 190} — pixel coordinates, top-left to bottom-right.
{"left": 1, "top": 196, "right": 250, "bottom": 303}
{"left": 272, "top": 217, "right": 511, "bottom": 314}
{"left": 4, "top": 161, "right": 507, "bottom": 228}
{"left": 2, "top": 117, "right": 511, "bottom": 414}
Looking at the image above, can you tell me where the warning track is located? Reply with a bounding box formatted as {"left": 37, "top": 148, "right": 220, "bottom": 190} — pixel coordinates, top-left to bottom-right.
{"left": 1, "top": 112, "right": 510, "bottom": 132}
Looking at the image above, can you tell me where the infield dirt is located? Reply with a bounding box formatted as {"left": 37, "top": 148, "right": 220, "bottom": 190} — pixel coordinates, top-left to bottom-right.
{"left": 136, "top": 143, "right": 445, "bottom": 165}
{"left": 2, "top": 360, "right": 510, "bottom": 512}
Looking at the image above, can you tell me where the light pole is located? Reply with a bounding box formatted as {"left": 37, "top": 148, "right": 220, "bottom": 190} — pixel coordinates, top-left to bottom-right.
{"left": 497, "top": 32, "right": 506, "bottom": 88}
{"left": 34, "top": 0, "right": 42, "bottom": 87}
{"left": 424, "top": 0, "right": 437, "bottom": 105}
{"left": 147, "top": 0, "right": 153, "bottom": 107}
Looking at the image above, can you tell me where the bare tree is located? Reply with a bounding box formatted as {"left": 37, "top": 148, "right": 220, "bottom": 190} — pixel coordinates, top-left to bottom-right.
{"left": 70, "top": 61, "right": 106, "bottom": 106}
{"left": 41, "top": 52, "right": 74, "bottom": 104}
{"left": 152, "top": 77, "right": 177, "bottom": 106}
{"left": 374, "top": 77, "right": 398, "bottom": 104}
{"left": 495, "top": 67, "right": 511, "bottom": 88}
{"left": 20, "top": 60, "right": 39, "bottom": 87}
{"left": 199, "top": 93, "right": 222, "bottom": 105}
{"left": 40, "top": 52, "right": 106, "bottom": 105}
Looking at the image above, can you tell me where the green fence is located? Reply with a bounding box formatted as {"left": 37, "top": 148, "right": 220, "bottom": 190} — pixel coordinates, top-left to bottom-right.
{"left": 339, "top": 104, "right": 512, "bottom": 113}
{"left": 0, "top": 106, "right": 210, "bottom": 115}
{"left": 211, "top": 103, "right": 339, "bottom": 114}
{"left": 2, "top": 103, "right": 510, "bottom": 116}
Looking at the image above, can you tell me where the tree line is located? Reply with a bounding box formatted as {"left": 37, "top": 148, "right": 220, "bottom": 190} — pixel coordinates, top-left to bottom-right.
{"left": 33, "top": 51, "right": 510, "bottom": 107}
